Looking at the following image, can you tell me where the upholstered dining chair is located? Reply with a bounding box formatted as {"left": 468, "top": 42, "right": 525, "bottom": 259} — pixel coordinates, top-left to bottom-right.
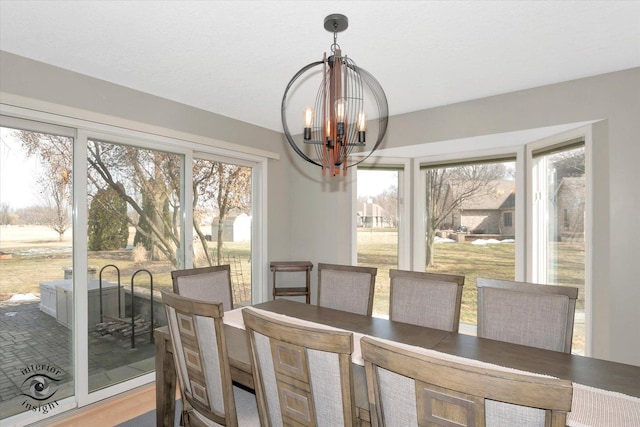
{"left": 317, "top": 263, "right": 377, "bottom": 316}
{"left": 389, "top": 269, "right": 465, "bottom": 332}
{"left": 171, "top": 265, "right": 234, "bottom": 312}
{"left": 161, "top": 290, "right": 259, "bottom": 426}
{"left": 242, "top": 306, "right": 358, "bottom": 426}
{"left": 476, "top": 277, "right": 579, "bottom": 353}
{"left": 360, "top": 336, "right": 573, "bottom": 427}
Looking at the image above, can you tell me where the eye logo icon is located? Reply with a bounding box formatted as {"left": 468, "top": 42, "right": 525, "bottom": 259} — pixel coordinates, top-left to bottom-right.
{"left": 22, "top": 374, "right": 60, "bottom": 401}
{"left": 19, "top": 364, "right": 64, "bottom": 415}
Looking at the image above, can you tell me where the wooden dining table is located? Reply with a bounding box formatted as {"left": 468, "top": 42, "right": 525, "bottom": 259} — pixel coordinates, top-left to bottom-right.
{"left": 154, "top": 299, "right": 640, "bottom": 426}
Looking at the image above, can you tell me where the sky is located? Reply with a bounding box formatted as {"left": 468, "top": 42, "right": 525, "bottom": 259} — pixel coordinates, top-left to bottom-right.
{"left": 0, "top": 128, "right": 42, "bottom": 209}
{"left": 1, "top": 126, "right": 398, "bottom": 209}
{"left": 357, "top": 169, "right": 397, "bottom": 198}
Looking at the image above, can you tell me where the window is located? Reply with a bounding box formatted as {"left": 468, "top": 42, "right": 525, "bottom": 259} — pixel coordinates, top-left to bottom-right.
{"left": 420, "top": 159, "right": 516, "bottom": 326}
{"left": 356, "top": 168, "right": 400, "bottom": 316}
{"left": 503, "top": 212, "right": 513, "bottom": 227}
{"left": 530, "top": 141, "right": 586, "bottom": 355}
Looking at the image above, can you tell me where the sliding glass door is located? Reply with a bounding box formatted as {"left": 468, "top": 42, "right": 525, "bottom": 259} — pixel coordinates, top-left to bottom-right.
{"left": 0, "top": 122, "right": 75, "bottom": 418}
{"left": 86, "top": 138, "right": 184, "bottom": 391}
{"left": 1, "top": 113, "right": 264, "bottom": 424}
{"left": 192, "top": 157, "right": 253, "bottom": 306}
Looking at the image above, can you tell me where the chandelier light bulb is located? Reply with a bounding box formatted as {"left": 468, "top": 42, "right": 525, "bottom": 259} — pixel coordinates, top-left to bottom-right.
{"left": 304, "top": 107, "right": 314, "bottom": 127}
{"left": 303, "top": 107, "right": 314, "bottom": 140}
{"left": 357, "top": 112, "right": 366, "bottom": 143}
{"left": 357, "top": 112, "right": 366, "bottom": 132}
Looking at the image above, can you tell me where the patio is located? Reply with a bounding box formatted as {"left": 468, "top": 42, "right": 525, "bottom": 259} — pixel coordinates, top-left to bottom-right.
{"left": 0, "top": 298, "right": 155, "bottom": 419}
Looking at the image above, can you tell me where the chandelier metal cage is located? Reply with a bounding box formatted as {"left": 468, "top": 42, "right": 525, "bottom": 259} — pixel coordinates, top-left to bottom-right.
{"left": 281, "top": 14, "right": 389, "bottom": 176}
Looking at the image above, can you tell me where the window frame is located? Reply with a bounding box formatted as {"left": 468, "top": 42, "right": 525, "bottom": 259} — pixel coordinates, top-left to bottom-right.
{"left": 526, "top": 127, "right": 592, "bottom": 354}
{"left": 353, "top": 158, "right": 411, "bottom": 270}
{"left": 503, "top": 212, "right": 513, "bottom": 227}
{"left": 413, "top": 146, "right": 526, "bottom": 274}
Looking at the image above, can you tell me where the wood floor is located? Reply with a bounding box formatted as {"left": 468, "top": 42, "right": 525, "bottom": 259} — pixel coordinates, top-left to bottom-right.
{"left": 36, "top": 383, "right": 157, "bottom": 427}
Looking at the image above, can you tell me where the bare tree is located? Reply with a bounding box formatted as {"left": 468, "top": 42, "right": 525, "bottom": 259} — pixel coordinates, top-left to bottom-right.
{"left": 17, "top": 131, "right": 72, "bottom": 239}
{"left": 37, "top": 169, "right": 71, "bottom": 241}
{"left": 372, "top": 185, "right": 398, "bottom": 227}
{"left": 193, "top": 161, "right": 251, "bottom": 265}
{"left": 425, "top": 164, "right": 506, "bottom": 267}
{"left": 0, "top": 203, "right": 10, "bottom": 225}
{"left": 88, "top": 141, "right": 180, "bottom": 265}
{"left": 552, "top": 149, "right": 585, "bottom": 179}
{"left": 15, "top": 131, "right": 252, "bottom": 268}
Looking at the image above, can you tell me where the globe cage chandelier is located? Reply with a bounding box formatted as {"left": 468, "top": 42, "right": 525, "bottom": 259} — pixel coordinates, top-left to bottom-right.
{"left": 281, "top": 14, "right": 389, "bottom": 177}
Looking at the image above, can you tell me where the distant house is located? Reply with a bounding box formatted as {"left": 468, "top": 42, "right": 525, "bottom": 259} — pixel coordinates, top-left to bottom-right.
{"left": 450, "top": 180, "right": 516, "bottom": 236}
{"left": 209, "top": 213, "right": 252, "bottom": 242}
{"left": 555, "top": 176, "right": 585, "bottom": 242}
{"left": 357, "top": 202, "right": 385, "bottom": 227}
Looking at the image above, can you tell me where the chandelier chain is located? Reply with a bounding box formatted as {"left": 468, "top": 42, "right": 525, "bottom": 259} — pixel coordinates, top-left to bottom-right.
{"left": 331, "top": 30, "right": 340, "bottom": 53}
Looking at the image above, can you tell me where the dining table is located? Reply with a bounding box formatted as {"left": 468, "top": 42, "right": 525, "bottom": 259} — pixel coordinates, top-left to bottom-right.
{"left": 154, "top": 299, "right": 640, "bottom": 426}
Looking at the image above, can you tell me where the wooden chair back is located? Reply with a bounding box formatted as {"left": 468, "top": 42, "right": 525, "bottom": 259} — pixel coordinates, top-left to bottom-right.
{"left": 361, "top": 336, "right": 573, "bottom": 427}
{"left": 171, "top": 265, "right": 234, "bottom": 312}
{"left": 317, "top": 263, "right": 377, "bottom": 316}
{"left": 242, "top": 307, "right": 357, "bottom": 426}
{"left": 477, "top": 278, "right": 578, "bottom": 353}
{"left": 389, "top": 269, "right": 465, "bottom": 332}
{"left": 161, "top": 290, "right": 244, "bottom": 426}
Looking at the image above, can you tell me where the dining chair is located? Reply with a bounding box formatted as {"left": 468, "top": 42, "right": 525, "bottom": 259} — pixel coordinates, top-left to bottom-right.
{"left": 242, "top": 306, "right": 358, "bottom": 426}
{"left": 361, "top": 335, "right": 573, "bottom": 427}
{"left": 317, "top": 263, "right": 377, "bottom": 316}
{"left": 171, "top": 265, "right": 234, "bottom": 312}
{"left": 476, "top": 277, "right": 579, "bottom": 353}
{"left": 389, "top": 269, "right": 465, "bottom": 332}
{"left": 161, "top": 290, "right": 259, "bottom": 426}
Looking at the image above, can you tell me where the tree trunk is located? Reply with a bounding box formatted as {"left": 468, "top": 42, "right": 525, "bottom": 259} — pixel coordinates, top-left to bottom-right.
{"left": 216, "top": 218, "right": 224, "bottom": 265}
{"left": 425, "top": 230, "right": 435, "bottom": 268}
{"left": 193, "top": 222, "right": 212, "bottom": 266}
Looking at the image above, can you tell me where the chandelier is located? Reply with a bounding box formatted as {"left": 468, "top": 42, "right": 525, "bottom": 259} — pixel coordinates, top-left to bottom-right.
{"left": 281, "top": 14, "right": 389, "bottom": 176}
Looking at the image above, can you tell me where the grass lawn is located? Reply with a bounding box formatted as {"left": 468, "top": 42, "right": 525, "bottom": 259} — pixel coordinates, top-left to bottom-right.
{"left": 357, "top": 229, "right": 584, "bottom": 326}
{"left": 0, "top": 236, "right": 252, "bottom": 303}
{"left": 2, "top": 228, "right": 583, "bottom": 323}
{"left": 1, "top": 226, "right": 584, "bottom": 353}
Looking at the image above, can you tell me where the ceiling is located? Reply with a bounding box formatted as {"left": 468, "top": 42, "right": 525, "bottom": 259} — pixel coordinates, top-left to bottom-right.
{"left": 1, "top": 1, "right": 639, "bottom": 145}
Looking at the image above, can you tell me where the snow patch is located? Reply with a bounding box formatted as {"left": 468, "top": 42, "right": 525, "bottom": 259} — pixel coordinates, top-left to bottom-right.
{"left": 8, "top": 293, "right": 39, "bottom": 301}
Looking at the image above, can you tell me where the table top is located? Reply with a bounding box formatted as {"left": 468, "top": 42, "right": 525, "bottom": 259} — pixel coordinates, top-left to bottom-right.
{"left": 250, "top": 299, "right": 640, "bottom": 398}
